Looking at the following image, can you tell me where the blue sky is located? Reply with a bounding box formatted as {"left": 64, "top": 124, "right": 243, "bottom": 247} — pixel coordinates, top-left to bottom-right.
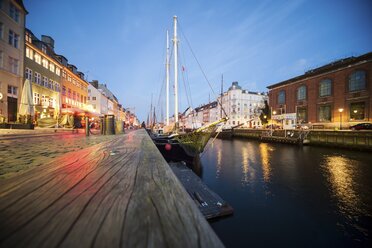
{"left": 25, "top": 0, "right": 372, "bottom": 121}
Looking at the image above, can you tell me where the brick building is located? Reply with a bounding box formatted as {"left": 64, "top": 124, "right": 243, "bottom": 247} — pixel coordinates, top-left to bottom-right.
{"left": 267, "top": 52, "right": 372, "bottom": 129}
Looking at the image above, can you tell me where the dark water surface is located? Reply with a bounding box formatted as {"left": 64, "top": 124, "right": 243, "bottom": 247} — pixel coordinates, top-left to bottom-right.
{"left": 199, "top": 138, "right": 372, "bottom": 248}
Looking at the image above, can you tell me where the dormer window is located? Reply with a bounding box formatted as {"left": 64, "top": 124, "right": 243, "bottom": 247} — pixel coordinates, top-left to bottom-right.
{"left": 41, "top": 44, "right": 47, "bottom": 53}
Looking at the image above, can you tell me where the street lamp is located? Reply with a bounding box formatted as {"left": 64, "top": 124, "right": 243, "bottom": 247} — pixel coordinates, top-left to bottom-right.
{"left": 338, "top": 108, "right": 344, "bottom": 130}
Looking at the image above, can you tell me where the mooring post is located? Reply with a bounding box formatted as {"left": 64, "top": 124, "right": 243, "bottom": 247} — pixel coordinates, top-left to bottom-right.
{"left": 85, "top": 116, "right": 89, "bottom": 136}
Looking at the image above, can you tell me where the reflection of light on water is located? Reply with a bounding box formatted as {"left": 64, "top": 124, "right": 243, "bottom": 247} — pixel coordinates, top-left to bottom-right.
{"left": 242, "top": 146, "right": 249, "bottom": 183}
{"left": 259, "top": 143, "right": 271, "bottom": 182}
{"left": 216, "top": 148, "right": 222, "bottom": 179}
{"left": 324, "top": 156, "right": 361, "bottom": 216}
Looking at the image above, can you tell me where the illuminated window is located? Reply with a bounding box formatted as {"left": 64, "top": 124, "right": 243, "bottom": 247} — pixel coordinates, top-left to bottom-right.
{"left": 297, "top": 107, "right": 307, "bottom": 123}
{"left": 55, "top": 67, "right": 60, "bottom": 76}
{"left": 319, "top": 79, "right": 332, "bottom": 97}
{"left": 26, "top": 47, "right": 34, "bottom": 59}
{"left": 350, "top": 102, "right": 365, "bottom": 120}
{"left": 278, "top": 90, "right": 285, "bottom": 104}
{"left": 318, "top": 105, "right": 331, "bottom": 122}
{"left": 62, "top": 70, "right": 66, "bottom": 78}
{"left": 25, "top": 32, "right": 32, "bottom": 43}
{"left": 34, "top": 53, "right": 41, "bottom": 64}
{"left": 33, "top": 92, "right": 40, "bottom": 105}
{"left": 42, "top": 58, "right": 48, "bottom": 69}
{"left": 297, "top": 86, "right": 306, "bottom": 101}
{"left": 67, "top": 75, "right": 71, "bottom": 82}
{"left": 349, "top": 70, "right": 366, "bottom": 92}
{"left": 49, "top": 63, "right": 55, "bottom": 73}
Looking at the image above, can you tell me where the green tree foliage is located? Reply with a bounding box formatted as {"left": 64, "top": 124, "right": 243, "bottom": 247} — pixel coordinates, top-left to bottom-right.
{"left": 259, "top": 100, "right": 270, "bottom": 125}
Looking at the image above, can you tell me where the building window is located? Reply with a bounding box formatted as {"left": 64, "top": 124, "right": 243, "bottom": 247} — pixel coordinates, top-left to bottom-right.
{"left": 25, "top": 32, "right": 32, "bottom": 43}
{"left": 349, "top": 70, "right": 366, "bottom": 92}
{"left": 318, "top": 105, "right": 332, "bottom": 122}
{"left": 87, "top": 96, "right": 90, "bottom": 100}
{"left": 297, "top": 85, "right": 306, "bottom": 101}
{"left": 49, "top": 97, "right": 54, "bottom": 107}
{"left": 9, "top": 3, "right": 20, "bottom": 22}
{"left": 48, "top": 79, "right": 53, "bottom": 89}
{"left": 297, "top": 107, "right": 307, "bottom": 123}
{"left": 34, "top": 53, "right": 41, "bottom": 64}
{"left": 41, "top": 44, "right": 47, "bottom": 53}
{"left": 84, "top": 96, "right": 86, "bottom": 104}
{"left": 81, "top": 95, "right": 84, "bottom": 103}
{"left": 8, "top": 57, "right": 19, "bottom": 74}
{"left": 350, "top": 102, "right": 365, "bottom": 120}
{"left": 55, "top": 67, "right": 60, "bottom": 76}
{"left": 319, "top": 79, "right": 332, "bottom": 97}
{"left": 92, "top": 96, "right": 96, "bottom": 101}
{"left": 7, "top": 85, "right": 18, "bottom": 97}
{"left": 33, "top": 92, "right": 40, "bottom": 105}
{"left": 62, "top": 70, "right": 66, "bottom": 78}
{"left": 25, "top": 68, "right": 32, "bottom": 80}
{"left": 67, "top": 75, "right": 71, "bottom": 82}
{"left": 43, "top": 76, "right": 48, "bottom": 87}
{"left": 8, "top": 30, "right": 19, "bottom": 48}
{"left": 278, "top": 90, "right": 285, "bottom": 104}
{"left": 42, "top": 58, "right": 48, "bottom": 69}
{"left": 49, "top": 63, "right": 55, "bottom": 73}
{"left": 26, "top": 47, "right": 34, "bottom": 59}
{"left": 67, "top": 88, "right": 71, "bottom": 98}
{"left": 62, "top": 86, "right": 66, "bottom": 95}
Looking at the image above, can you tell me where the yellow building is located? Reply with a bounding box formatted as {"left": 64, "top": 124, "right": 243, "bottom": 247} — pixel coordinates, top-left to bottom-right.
{"left": 55, "top": 54, "right": 89, "bottom": 126}
{"left": 0, "top": 0, "right": 27, "bottom": 123}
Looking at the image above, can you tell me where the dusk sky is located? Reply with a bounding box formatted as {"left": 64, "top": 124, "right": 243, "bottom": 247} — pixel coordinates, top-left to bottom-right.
{"left": 25, "top": 0, "right": 372, "bottom": 121}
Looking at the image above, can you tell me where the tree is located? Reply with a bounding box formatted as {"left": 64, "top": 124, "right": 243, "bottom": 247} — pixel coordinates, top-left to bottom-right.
{"left": 259, "top": 100, "right": 270, "bottom": 125}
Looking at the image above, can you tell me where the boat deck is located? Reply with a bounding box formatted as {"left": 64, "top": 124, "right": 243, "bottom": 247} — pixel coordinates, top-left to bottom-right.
{"left": 169, "top": 162, "right": 233, "bottom": 220}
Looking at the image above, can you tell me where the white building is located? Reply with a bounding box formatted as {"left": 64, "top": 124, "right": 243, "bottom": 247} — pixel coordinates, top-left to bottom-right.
{"left": 217, "top": 81, "right": 267, "bottom": 128}
{"left": 87, "top": 80, "right": 108, "bottom": 116}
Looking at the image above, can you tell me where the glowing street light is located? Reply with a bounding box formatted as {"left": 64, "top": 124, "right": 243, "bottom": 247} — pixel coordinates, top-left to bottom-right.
{"left": 338, "top": 108, "right": 344, "bottom": 130}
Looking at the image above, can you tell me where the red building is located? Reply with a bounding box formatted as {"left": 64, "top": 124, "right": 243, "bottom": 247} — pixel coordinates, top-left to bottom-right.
{"left": 267, "top": 52, "right": 372, "bottom": 129}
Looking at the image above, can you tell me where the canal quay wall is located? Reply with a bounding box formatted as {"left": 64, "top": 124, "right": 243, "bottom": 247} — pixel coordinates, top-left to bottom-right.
{"left": 229, "top": 129, "right": 372, "bottom": 151}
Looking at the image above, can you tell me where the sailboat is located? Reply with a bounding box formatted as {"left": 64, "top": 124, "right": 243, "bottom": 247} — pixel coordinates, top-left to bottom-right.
{"left": 151, "top": 16, "right": 227, "bottom": 164}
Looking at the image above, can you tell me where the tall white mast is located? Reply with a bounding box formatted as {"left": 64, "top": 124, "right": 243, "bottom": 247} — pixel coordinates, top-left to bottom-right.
{"left": 166, "top": 30, "right": 170, "bottom": 126}
{"left": 173, "top": 16, "right": 179, "bottom": 126}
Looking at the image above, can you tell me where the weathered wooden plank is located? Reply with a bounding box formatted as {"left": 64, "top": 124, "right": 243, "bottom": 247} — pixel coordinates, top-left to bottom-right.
{"left": 0, "top": 130, "right": 224, "bottom": 248}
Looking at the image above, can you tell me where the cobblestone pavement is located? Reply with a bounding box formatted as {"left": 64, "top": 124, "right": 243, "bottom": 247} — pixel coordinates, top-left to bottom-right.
{"left": 0, "top": 133, "right": 122, "bottom": 179}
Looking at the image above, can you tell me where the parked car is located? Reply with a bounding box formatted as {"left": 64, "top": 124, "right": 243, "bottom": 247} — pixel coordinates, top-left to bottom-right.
{"left": 349, "top": 123, "right": 372, "bottom": 130}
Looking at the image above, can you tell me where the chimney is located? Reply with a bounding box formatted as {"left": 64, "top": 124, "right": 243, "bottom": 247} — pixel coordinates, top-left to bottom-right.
{"left": 41, "top": 35, "right": 55, "bottom": 51}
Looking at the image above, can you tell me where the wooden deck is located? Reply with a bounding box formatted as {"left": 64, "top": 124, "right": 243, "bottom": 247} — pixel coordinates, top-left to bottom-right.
{"left": 0, "top": 129, "right": 223, "bottom": 248}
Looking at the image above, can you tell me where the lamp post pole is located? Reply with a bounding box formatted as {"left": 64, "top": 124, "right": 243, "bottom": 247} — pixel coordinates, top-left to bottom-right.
{"left": 338, "top": 108, "right": 344, "bottom": 130}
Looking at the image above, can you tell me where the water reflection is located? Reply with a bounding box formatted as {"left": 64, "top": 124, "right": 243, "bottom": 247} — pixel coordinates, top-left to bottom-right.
{"left": 216, "top": 147, "right": 222, "bottom": 179}
{"left": 241, "top": 146, "right": 249, "bottom": 183}
{"left": 323, "top": 156, "right": 361, "bottom": 215}
{"left": 259, "top": 143, "right": 272, "bottom": 183}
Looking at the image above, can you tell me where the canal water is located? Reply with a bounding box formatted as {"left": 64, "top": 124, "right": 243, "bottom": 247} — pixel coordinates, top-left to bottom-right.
{"left": 199, "top": 138, "right": 372, "bottom": 248}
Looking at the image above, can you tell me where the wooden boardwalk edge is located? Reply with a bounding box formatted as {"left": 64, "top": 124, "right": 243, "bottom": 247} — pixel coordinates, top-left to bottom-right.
{"left": 0, "top": 129, "right": 224, "bottom": 248}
